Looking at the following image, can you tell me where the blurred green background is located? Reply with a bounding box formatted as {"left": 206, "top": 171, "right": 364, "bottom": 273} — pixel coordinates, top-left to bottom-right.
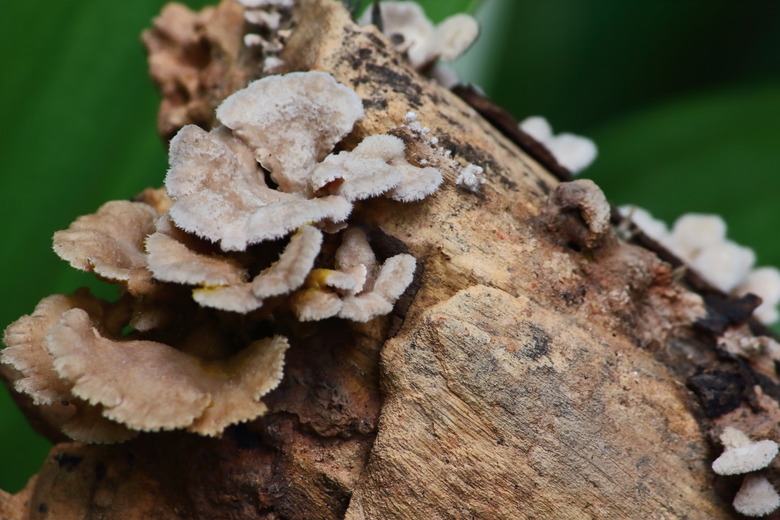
{"left": 0, "top": 0, "right": 778, "bottom": 493}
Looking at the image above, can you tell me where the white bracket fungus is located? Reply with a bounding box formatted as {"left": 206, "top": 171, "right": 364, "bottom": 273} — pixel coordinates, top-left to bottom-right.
{"left": 310, "top": 134, "right": 442, "bottom": 202}
{"left": 215, "top": 71, "right": 365, "bottom": 194}
{"left": 291, "top": 228, "right": 416, "bottom": 323}
{"left": 4, "top": 70, "right": 441, "bottom": 443}
{"left": 53, "top": 200, "right": 159, "bottom": 296}
{"left": 712, "top": 426, "right": 779, "bottom": 475}
{"left": 359, "top": 1, "right": 478, "bottom": 71}
{"left": 733, "top": 474, "right": 780, "bottom": 517}
{"left": 620, "top": 207, "right": 780, "bottom": 324}
{"left": 455, "top": 163, "right": 486, "bottom": 193}
{"left": 146, "top": 215, "right": 248, "bottom": 287}
{"left": 519, "top": 116, "right": 598, "bottom": 174}
{"left": 165, "top": 124, "right": 351, "bottom": 251}
{"left": 738, "top": 267, "right": 780, "bottom": 325}
{"left": 191, "top": 225, "right": 323, "bottom": 313}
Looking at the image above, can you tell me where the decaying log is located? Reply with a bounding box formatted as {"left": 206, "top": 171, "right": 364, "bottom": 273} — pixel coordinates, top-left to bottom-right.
{"left": 2, "top": 0, "right": 779, "bottom": 518}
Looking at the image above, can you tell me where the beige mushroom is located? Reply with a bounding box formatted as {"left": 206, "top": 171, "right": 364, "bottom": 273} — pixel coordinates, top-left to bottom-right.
{"left": 215, "top": 71, "right": 365, "bottom": 194}
{"left": 2, "top": 291, "right": 99, "bottom": 405}
{"left": 310, "top": 134, "right": 442, "bottom": 202}
{"left": 360, "top": 2, "right": 478, "bottom": 70}
{"left": 192, "top": 225, "right": 323, "bottom": 313}
{"left": 339, "top": 253, "right": 416, "bottom": 322}
{"left": 1, "top": 290, "right": 138, "bottom": 443}
{"left": 146, "top": 215, "right": 248, "bottom": 287}
{"left": 252, "top": 225, "right": 323, "bottom": 298}
{"left": 291, "top": 228, "right": 416, "bottom": 322}
{"left": 46, "top": 308, "right": 288, "bottom": 436}
{"left": 165, "top": 124, "right": 351, "bottom": 251}
{"left": 52, "top": 200, "right": 158, "bottom": 296}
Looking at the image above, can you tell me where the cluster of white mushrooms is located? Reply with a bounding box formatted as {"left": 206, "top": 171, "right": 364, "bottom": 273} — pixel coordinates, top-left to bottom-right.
{"left": 1, "top": 70, "right": 442, "bottom": 443}
{"left": 712, "top": 427, "right": 780, "bottom": 516}
{"left": 621, "top": 208, "right": 780, "bottom": 325}
{"left": 358, "top": 0, "right": 479, "bottom": 88}
{"left": 239, "top": 0, "right": 294, "bottom": 73}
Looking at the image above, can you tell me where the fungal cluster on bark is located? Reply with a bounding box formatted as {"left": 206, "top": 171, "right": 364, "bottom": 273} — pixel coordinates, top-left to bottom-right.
{"left": 1, "top": 67, "right": 443, "bottom": 443}
{"left": 3, "top": 1, "right": 780, "bottom": 519}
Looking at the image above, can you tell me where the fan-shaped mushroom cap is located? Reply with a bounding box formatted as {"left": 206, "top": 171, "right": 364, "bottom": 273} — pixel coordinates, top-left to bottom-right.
{"left": 2, "top": 290, "right": 140, "bottom": 443}
{"left": 165, "top": 124, "right": 351, "bottom": 251}
{"left": 46, "top": 308, "right": 288, "bottom": 436}
{"left": 146, "top": 215, "right": 248, "bottom": 286}
{"left": 52, "top": 201, "right": 158, "bottom": 295}
{"left": 311, "top": 134, "right": 441, "bottom": 203}
{"left": 216, "top": 71, "right": 365, "bottom": 193}
{"left": 2, "top": 292, "right": 99, "bottom": 405}
{"left": 738, "top": 267, "right": 780, "bottom": 325}
{"left": 712, "top": 426, "right": 779, "bottom": 475}
{"left": 519, "top": 116, "right": 598, "bottom": 174}
{"left": 192, "top": 225, "right": 323, "bottom": 313}
{"left": 361, "top": 2, "right": 478, "bottom": 69}
{"left": 291, "top": 289, "right": 343, "bottom": 322}
{"left": 291, "top": 227, "right": 416, "bottom": 323}
{"left": 690, "top": 240, "right": 755, "bottom": 293}
{"left": 733, "top": 474, "right": 780, "bottom": 517}
{"left": 668, "top": 213, "right": 727, "bottom": 259}
{"left": 339, "top": 253, "right": 416, "bottom": 322}
{"left": 252, "top": 225, "right": 323, "bottom": 298}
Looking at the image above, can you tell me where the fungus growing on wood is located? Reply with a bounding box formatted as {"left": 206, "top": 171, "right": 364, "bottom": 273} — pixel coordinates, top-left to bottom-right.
{"left": 52, "top": 200, "right": 159, "bottom": 296}
{"left": 733, "top": 474, "right": 780, "bottom": 517}
{"left": 546, "top": 179, "right": 612, "bottom": 250}
{"left": 215, "top": 71, "right": 365, "bottom": 194}
{"left": 737, "top": 267, "right": 780, "bottom": 325}
{"left": 165, "top": 124, "right": 351, "bottom": 251}
{"left": 620, "top": 207, "right": 780, "bottom": 324}
{"left": 359, "top": 1, "right": 479, "bottom": 71}
{"left": 310, "top": 134, "right": 442, "bottom": 202}
{"left": 239, "top": 0, "right": 294, "bottom": 73}
{"left": 192, "top": 224, "right": 323, "bottom": 313}
{"left": 712, "top": 426, "right": 778, "bottom": 475}
{"left": 291, "top": 227, "right": 417, "bottom": 322}
{"left": 519, "top": 116, "right": 598, "bottom": 174}
{"left": 146, "top": 215, "right": 248, "bottom": 287}
{"left": 3, "top": 68, "right": 441, "bottom": 445}
{"left": 3, "top": 288, "right": 288, "bottom": 440}
{"left": 455, "top": 163, "right": 486, "bottom": 193}
{"left": 47, "top": 309, "right": 288, "bottom": 436}
{"left": 2, "top": 291, "right": 138, "bottom": 443}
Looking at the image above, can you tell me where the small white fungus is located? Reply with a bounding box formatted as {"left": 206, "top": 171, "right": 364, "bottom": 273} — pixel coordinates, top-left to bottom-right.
{"left": 712, "top": 426, "right": 778, "bottom": 475}
{"left": 519, "top": 116, "right": 598, "bottom": 174}
{"left": 456, "top": 163, "right": 485, "bottom": 193}
{"left": 733, "top": 474, "right": 780, "bottom": 517}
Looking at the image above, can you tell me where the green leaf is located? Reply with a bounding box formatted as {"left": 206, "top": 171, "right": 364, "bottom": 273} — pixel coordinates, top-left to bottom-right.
{"left": 0, "top": 0, "right": 208, "bottom": 493}
{"left": 587, "top": 82, "right": 780, "bottom": 269}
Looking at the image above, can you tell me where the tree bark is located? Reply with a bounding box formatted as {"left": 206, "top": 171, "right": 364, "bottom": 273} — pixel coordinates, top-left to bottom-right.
{"left": 2, "top": 1, "right": 777, "bottom": 518}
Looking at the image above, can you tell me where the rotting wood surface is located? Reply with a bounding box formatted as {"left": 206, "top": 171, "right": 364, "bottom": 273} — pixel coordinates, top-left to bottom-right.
{"left": 4, "top": 0, "right": 777, "bottom": 518}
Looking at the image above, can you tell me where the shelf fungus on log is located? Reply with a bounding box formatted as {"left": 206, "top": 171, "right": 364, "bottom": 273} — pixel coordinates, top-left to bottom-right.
{"left": 3, "top": 63, "right": 439, "bottom": 446}
{"left": 3, "top": 0, "right": 780, "bottom": 519}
